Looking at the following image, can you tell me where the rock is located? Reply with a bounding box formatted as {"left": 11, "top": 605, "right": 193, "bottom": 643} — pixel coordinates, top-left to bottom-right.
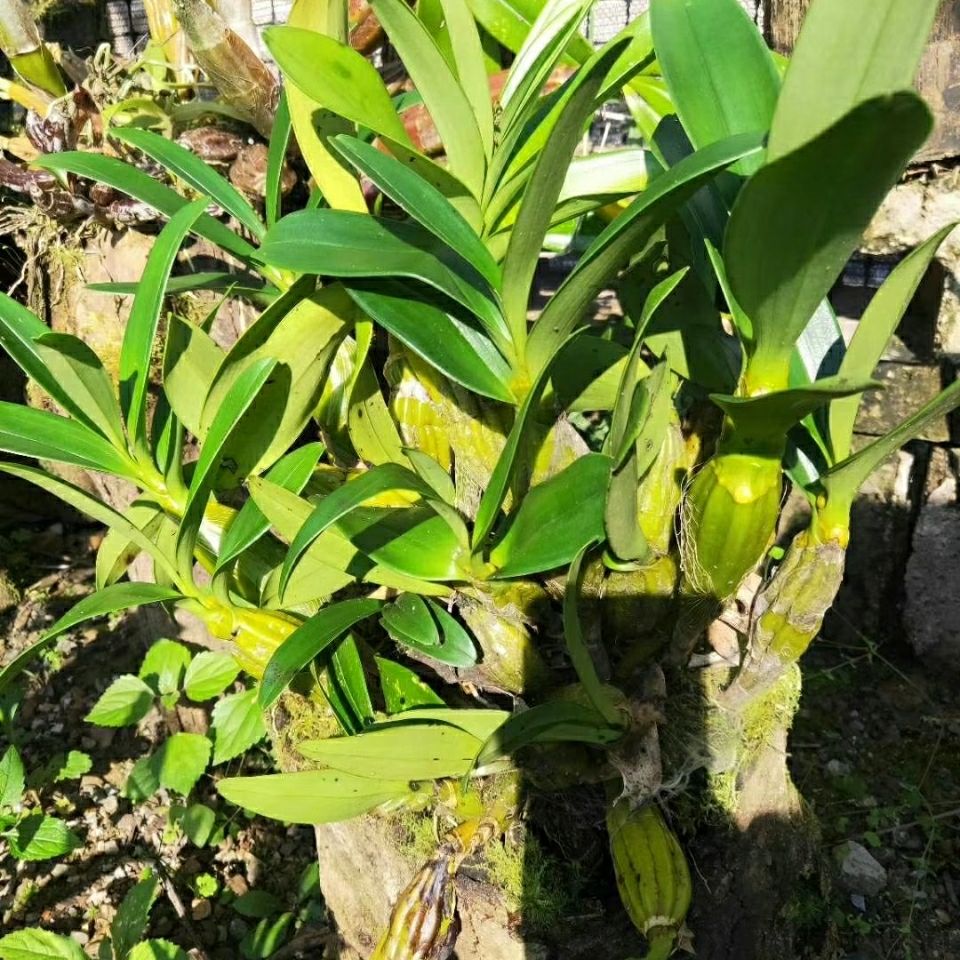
{"left": 102, "top": 794, "right": 119, "bottom": 816}
{"left": 854, "top": 363, "right": 950, "bottom": 442}
{"left": 834, "top": 841, "right": 888, "bottom": 897}
{"left": 905, "top": 473, "right": 960, "bottom": 668}
{"left": 826, "top": 759, "right": 851, "bottom": 778}
{"left": 191, "top": 899, "right": 213, "bottom": 921}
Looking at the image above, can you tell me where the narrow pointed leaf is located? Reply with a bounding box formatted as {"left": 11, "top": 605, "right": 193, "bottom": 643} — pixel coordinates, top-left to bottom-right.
{"left": 215, "top": 442, "right": 324, "bottom": 573}
{"left": 830, "top": 223, "right": 958, "bottom": 462}
{"left": 371, "top": 0, "right": 486, "bottom": 196}
{"left": 121, "top": 199, "right": 209, "bottom": 450}
{"left": 527, "top": 131, "right": 764, "bottom": 372}
{"left": 33, "top": 153, "right": 254, "bottom": 260}
{"left": 259, "top": 599, "right": 383, "bottom": 708}
{"left": 0, "top": 583, "right": 183, "bottom": 696}
{"left": 345, "top": 281, "right": 514, "bottom": 402}
{"left": 265, "top": 90, "right": 292, "bottom": 227}
{"left": 0, "top": 403, "right": 136, "bottom": 478}
{"left": 110, "top": 127, "right": 265, "bottom": 239}
{"left": 330, "top": 135, "right": 499, "bottom": 287}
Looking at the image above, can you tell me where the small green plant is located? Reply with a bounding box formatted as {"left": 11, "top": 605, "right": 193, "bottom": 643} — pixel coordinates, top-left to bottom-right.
{"left": 0, "top": 741, "right": 87, "bottom": 863}
{"left": 85, "top": 639, "right": 264, "bottom": 804}
{"left": 0, "top": 870, "right": 189, "bottom": 960}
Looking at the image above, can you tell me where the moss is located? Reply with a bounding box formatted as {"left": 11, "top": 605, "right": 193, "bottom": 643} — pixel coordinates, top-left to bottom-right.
{"left": 266, "top": 688, "right": 341, "bottom": 773}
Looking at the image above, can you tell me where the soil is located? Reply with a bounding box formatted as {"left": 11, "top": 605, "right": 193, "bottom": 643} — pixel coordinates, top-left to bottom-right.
{"left": 1, "top": 515, "right": 958, "bottom": 960}
{"left": 0, "top": 521, "right": 327, "bottom": 959}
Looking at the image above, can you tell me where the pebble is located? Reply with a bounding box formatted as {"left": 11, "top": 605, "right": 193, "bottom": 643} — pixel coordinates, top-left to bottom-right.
{"left": 192, "top": 899, "right": 213, "bottom": 921}
{"left": 80, "top": 775, "right": 105, "bottom": 792}
{"left": 228, "top": 917, "right": 249, "bottom": 940}
{"left": 835, "top": 841, "right": 888, "bottom": 897}
{"left": 51, "top": 863, "right": 69, "bottom": 879}
{"left": 227, "top": 874, "right": 249, "bottom": 897}
{"left": 826, "top": 759, "right": 851, "bottom": 777}
{"left": 936, "top": 908, "right": 952, "bottom": 925}
{"left": 102, "top": 794, "right": 119, "bottom": 816}
{"left": 70, "top": 932, "right": 89, "bottom": 946}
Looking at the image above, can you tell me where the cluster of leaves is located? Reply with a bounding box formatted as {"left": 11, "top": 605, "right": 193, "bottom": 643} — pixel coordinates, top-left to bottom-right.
{"left": 85, "top": 638, "right": 265, "bottom": 803}
{"left": 0, "top": 741, "right": 88, "bottom": 863}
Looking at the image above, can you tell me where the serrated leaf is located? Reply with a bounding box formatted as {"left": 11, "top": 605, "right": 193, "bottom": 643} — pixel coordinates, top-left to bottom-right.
{"left": 210, "top": 689, "right": 267, "bottom": 764}
{"left": 0, "top": 745, "right": 25, "bottom": 809}
{"left": 153, "top": 733, "right": 211, "bottom": 796}
{"left": 128, "top": 942, "right": 189, "bottom": 960}
{"left": 53, "top": 750, "right": 92, "bottom": 783}
{"left": 182, "top": 803, "right": 216, "bottom": 847}
{"left": 111, "top": 872, "right": 160, "bottom": 960}
{"left": 140, "top": 639, "right": 192, "bottom": 697}
{"left": 86, "top": 675, "right": 155, "bottom": 727}
{"left": 0, "top": 929, "right": 87, "bottom": 960}
{"left": 10, "top": 815, "right": 81, "bottom": 861}
{"left": 183, "top": 652, "right": 240, "bottom": 702}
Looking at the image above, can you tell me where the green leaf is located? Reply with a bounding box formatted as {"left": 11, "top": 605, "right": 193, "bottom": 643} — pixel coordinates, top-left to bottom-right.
{"left": 184, "top": 651, "right": 241, "bottom": 701}
{"left": 0, "top": 293, "right": 126, "bottom": 438}
{"left": 651, "top": 0, "right": 778, "bottom": 177}
{"left": 330, "top": 635, "right": 375, "bottom": 727}
{"left": 265, "top": 90, "right": 292, "bottom": 227}
{"left": 34, "top": 153, "right": 254, "bottom": 261}
{"left": 0, "top": 402, "right": 136, "bottom": 479}
{"left": 140, "top": 639, "right": 191, "bottom": 697}
{"left": 279, "top": 462, "right": 438, "bottom": 598}
{"left": 767, "top": 0, "right": 942, "bottom": 162}
{"left": 376, "top": 657, "right": 445, "bottom": 712}
{"left": 182, "top": 803, "right": 216, "bottom": 847}
{"left": 263, "top": 26, "right": 410, "bottom": 147}
{"left": 232, "top": 891, "right": 283, "bottom": 919}
{"left": 0, "top": 745, "right": 24, "bottom": 809}
{"left": 563, "top": 545, "right": 621, "bottom": 725}
{"left": 330, "top": 135, "right": 499, "bottom": 288}
{"left": 215, "top": 442, "right": 324, "bottom": 574}
{"left": 217, "top": 769, "right": 415, "bottom": 823}
{"left": 475, "top": 702, "right": 621, "bottom": 767}
{"left": 111, "top": 872, "right": 160, "bottom": 960}
{"left": 210, "top": 689, "right": 267, "bottom": 764}
{"left": 345, "top": 281, "right": 515, "bottom": 402}
{"left": 299, "top": 721, "right": 482, "bottom": 780}
{"left": 53, "top": 750, "right": 92, "bottom": 783}
{"left": 110, "top": 127, "right": 265, "bottom": 239}
{"left": 121, "top": 198, "right": 209, "bottom": 451}
{"left": 128, "top": 941, "right": 189, "bottom": 960}
{"left": 0, "top": 582, "right": 183, "bottom": 697}
{"left": 258, "top": 599, "right": 383, "bottom": 708}
{"left": 823, "top": 379, "right": 960, "bottom": 505}
{"left": 371, "top": 0, "right": 486, "bottom": 196}
{"left": 89, "top": 272, "right": 277, "bottom": 305}
{"left": 86, "top": 674, "right": 155, "bottom": 727}
{"left": 830, "top": 223, "right": 958, "bottom": 462}
{"left": 240, "top": 915, "right": 293, "bottom": 960}
{"left": 202, "top": 283, "right": 353, "bottom": 476}
{"left": 375, "top": 707, "right": 508, "bottom": 740}
{"left": 490, "top": 453, "right": 611, "bottom": 578}
{"left": 382, "top": 594, "right": 475, "bottom": 666}
{"left": 176, "top": 356, "right": 281, "bottom": 575}
{"left": 711, "top": 377, "right": 875, "bottom": 443}
{"left": 152, "top": 732, "right": 211, "bottom": 796}
{"left": 32, "top": 333, "right": 126, "bottom": 449}
{"left": 163, "top": 314, "right": 223, "bottom": 440}
{"left": 500, "top": 36, "right": 627, "bottom": 346}
{"left": 10, "top": 814, "right": 81, "bottom": 861}
{"left": 527, "top": 131, "right": 764, "bottom": 372}
{"left": 404, "top": 449, "right": 456, "bottom": 505}
{"left": 726, "top": 94, "right": 932, "bottom": 387}
{"left": 0, "top": 929, "right": 87, "bottom": 960}
{"left": 437, "top": 0, "right": 495, "bottom": 155}
{"left": 259, "top": 211, "right": 505, "bottom": 346}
